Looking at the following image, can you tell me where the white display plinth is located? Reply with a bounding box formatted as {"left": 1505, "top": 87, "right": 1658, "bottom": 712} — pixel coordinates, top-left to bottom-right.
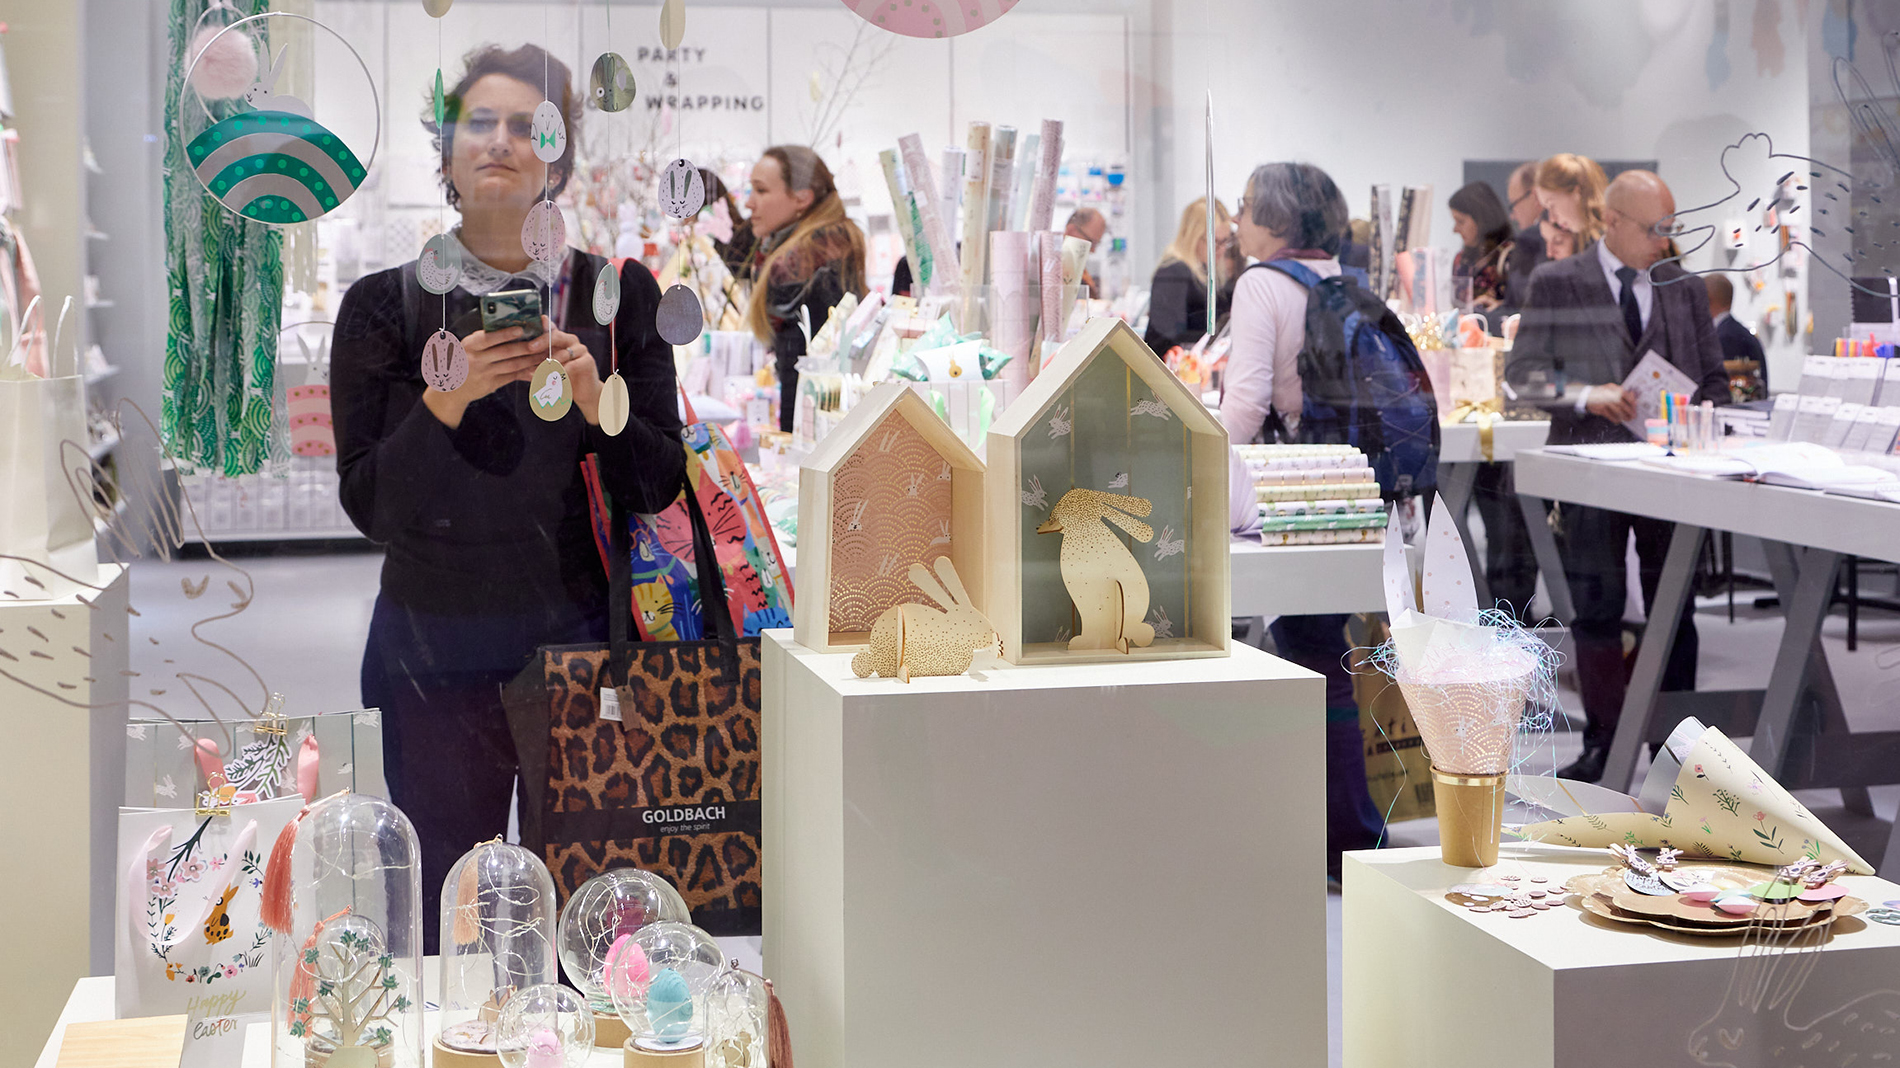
{"left": 1438, "top": 419, "right": 1549, "bottom": 463}
{"left": 1344, "top": 844, "right": 1900, "bottom": 1068}
{"left": 4, "top": 564, "right": 127, "bottom": 1067}
{"left": 762, "top": 631, "right": 1326, "bottom": 1068}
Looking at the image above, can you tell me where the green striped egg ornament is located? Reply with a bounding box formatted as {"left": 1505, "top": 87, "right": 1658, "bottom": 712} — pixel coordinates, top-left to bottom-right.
{"left": 186, "top": 110, "right": 367, "bottom": 223}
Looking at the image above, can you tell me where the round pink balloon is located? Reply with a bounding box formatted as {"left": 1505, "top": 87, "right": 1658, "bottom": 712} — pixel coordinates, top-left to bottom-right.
{"left": 843, "top": 0, "right": 1017, "bottom": 38}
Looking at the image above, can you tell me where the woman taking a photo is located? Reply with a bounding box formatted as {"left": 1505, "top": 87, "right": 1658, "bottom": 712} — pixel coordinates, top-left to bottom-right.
{"left": 1144, "top": 196, "right": 1239, "bottom": 355}
{"left": 740, "top": 145, "right": 867, "bottom": 431}
{"left": 1219, "top": 161, "right": 1386, "bottom": 878}
{"left": 331, "top": 44, "right": 684, "bottom": 949}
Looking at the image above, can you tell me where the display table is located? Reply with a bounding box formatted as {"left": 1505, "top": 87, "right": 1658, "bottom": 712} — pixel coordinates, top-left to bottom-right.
{"left": 3, "top": 564, "right": 129, "bottom": 1068}
{"left": 1230, "top": 537, "right": 1394, "bottom": 617}
{"left": 762, "top": 631, "right": 1326, "bottom": 1068}
{"left": 1344, "top": 843, "right": 1900, "bottom": 1068}
{"left": 1435, "top": 419, "right": 1550, "bottom": 608}
{"left": 1515, "top": 449, "right": 1900, "bottom": 865}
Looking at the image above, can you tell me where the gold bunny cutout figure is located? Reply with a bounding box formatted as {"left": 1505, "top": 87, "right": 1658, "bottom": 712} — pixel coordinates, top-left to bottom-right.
{"left": 851, "top": 558, "right": 999, "bottom": 683}
{"left": 1036, "top": 489, "right": 1156, "bottom": 654}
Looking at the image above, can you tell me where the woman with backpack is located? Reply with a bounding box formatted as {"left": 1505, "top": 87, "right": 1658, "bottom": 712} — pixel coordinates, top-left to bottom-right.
{"left": 1220, "top": 161, "right": 1391, "bottom": 879}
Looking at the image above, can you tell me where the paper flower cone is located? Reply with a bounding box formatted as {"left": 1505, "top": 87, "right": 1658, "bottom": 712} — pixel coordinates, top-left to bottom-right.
{"left": 1378, "top": 499, "right": 1553, "bottom": 867}
{"left": 1521, "top": 725, "right": 1873, "bottom": 874}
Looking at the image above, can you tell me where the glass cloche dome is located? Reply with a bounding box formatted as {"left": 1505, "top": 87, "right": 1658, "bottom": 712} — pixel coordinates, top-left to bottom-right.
{"left": 270, "top": 792, "right": 424, "bottom": 1068}
{"left": 605, "top": 921, "right": 727, "bottom": 1058}
{"left": 556, "top": 868, "right": 690, "bottom": 1017}
{"left": 435, "top": 842, "right": 559, "bottom": 1063}
{"left": 495, "top": 982, "right": 594, "bottom": 1068}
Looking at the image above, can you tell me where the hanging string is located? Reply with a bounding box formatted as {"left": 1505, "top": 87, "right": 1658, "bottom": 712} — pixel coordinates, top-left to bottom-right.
{"left": 439, "top": 17, "right": 447, "bottom": 330}
{"left": 544, "top": 3, "right": 554, "bottom": 335}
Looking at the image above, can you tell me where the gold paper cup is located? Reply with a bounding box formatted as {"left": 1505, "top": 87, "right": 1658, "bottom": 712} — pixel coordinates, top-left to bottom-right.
{"left": 1432, "top": 767, "right": 1506, "bottom": 868}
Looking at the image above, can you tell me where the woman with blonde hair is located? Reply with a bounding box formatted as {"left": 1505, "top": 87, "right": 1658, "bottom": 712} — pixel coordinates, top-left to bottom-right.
{"left": 1535, "top": 153, "right": 1608, "bottom": 249}
{"left": 1143, "top": 196, "right": 1240, "bottom": 354}
{"left": 740, "top": 144, "right": 867, "bottom": 430}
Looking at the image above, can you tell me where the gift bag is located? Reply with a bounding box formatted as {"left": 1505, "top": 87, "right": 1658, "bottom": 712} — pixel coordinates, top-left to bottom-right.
{"left": 1351, "top": 619, "right": 1436, "bottom": 823}
{"left": 114, "top": 795, "right": 304, "bottom": 1019}
{"left": 124, "top": 708, "right": 386, "bottom": 809}
{"left": 508, "top": 483, "right": 763, "bottom": 935}
{"left": 0, "top": 295, "right": 98, "bottom": 599}
{"left": 1449, "top": 345, "right": 1499, "bottom": 409}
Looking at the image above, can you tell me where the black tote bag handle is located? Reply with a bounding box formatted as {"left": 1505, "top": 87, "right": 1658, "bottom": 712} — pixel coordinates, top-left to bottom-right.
{"left": 605, "top": 474, "right": 743, "bottom": 686}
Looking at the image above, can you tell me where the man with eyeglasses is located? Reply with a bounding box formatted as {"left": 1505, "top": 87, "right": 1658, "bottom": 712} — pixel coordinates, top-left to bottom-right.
{"left": 1508, "top": 170, "right": 1729, "bottom": 783}
{"left": 1504, "top": 161, "right": 1546, "bottom": 316}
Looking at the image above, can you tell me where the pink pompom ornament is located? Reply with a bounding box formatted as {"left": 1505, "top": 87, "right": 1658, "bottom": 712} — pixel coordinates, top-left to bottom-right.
{"left": 188, "top": 24, "right": 259, "bottom": 100}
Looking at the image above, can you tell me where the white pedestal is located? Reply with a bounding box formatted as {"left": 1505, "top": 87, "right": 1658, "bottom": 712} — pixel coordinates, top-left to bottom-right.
{"left": 2, "top": 564, "right": 128, "bottom": 1065}
{"left": 762, "top": 631, "right": 1326, "bottom": 1067}
{"left": 1344, "top": 844, "right": 1900, "bottom": 1068}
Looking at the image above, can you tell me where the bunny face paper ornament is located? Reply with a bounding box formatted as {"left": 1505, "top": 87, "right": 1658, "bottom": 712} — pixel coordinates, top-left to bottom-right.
{"left": 985, "top": 317, "right": 1230, "bottom": 665}
{"left": 1372, "top": 498, "right": 1558, "bottom": 868}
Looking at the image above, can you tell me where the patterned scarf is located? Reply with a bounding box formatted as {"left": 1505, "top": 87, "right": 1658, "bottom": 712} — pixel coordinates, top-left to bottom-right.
{"left": 162, "top": 0, "right": 286, "bottom": 477}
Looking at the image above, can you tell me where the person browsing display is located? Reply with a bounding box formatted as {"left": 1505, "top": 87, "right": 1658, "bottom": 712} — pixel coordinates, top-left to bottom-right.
{"left": 740, "top": 145, "right": 867, "bottom": 433}
{"left": 329, "top": 44, "right": 685, "bottom": 951}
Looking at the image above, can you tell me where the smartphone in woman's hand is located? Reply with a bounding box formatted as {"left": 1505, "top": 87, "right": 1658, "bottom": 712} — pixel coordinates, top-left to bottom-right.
{"left": 481, "top": 288, "right": 545, "bottom": 341}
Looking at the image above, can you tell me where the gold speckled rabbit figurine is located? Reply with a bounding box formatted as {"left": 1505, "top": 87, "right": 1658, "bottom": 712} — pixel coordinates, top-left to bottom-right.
{"left": 1035, "top": 489, "right": 1155, "bottom": 653}
{"left": 851, "top": 557, "right": 999, "bottom": 682}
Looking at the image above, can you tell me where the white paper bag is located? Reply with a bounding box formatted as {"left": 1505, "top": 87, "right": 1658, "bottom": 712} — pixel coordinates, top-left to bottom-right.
{"left": 114, "top": 796, "right": 304, "bottom": 1021}
{"left": 0, "top": 296, "right": 97, "bottom": 598}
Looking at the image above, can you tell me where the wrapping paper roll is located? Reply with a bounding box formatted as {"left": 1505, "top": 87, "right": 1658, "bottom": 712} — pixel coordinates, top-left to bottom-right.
{"left": 1059, "top": 234, "right": 1091, "bottom": 334}
{"left": 898, "top": 133, "right": 961, "bottom": 296}
{"left": 1012, "top": 132, "right": 1040, "bottom": 230}
{"left": 1026, "top": 118, "right": 1064, "bottom": 233}
{"left": 879, "top": 149, "right": 925, "bottom": 293}
{"left": 1036, "top": 231, "right": 1063, "bottom": 375}
{"left": 1370, "top": 184, "right": 1393, "bottom": 303}
{"left": 989, "top": 230, "right": 1034, "bottom": 394}
{"left": 958, "top": 122, "right": 994, "bottom": 329}
{"left": 939, "top": 145, "right": 965, "bottom": 222}
{"left": 986, "top": 125, "right": 1018, "bottom": 233}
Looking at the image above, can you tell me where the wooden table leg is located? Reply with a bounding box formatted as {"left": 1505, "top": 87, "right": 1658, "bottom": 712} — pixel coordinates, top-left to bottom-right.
{"left": 1596, "top": 523, "right": 1702, "bottom": 792}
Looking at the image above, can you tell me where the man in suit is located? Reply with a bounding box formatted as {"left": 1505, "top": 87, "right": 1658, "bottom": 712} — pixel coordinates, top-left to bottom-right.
{"left": 1706, "top": 273, "right": 1768, "bottom": 393}
{"left": 1509, "top": 170, "right": 1729, "bottom": 782}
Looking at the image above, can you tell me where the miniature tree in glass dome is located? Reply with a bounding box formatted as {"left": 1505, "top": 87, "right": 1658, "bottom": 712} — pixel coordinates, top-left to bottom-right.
{"left": 495, "top": 983, "right": 594, "bottom": 1068}
{"left": 605, "top": 921, "right": 727, "bottom": 1067}
{"left": 267, "top": 792, "right": 423, "bottom": 1068}
{"left": 556, "top": 869, "right": 690, "bottom": 1048}
{"left": 435, "top": 842, "right": 559, "bottom": 1066}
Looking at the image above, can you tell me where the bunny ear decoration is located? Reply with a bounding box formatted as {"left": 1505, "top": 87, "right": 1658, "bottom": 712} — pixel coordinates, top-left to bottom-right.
{"left": 1420, "top": 495, "right": 1480, "bottom": 624}
{"left": 907, "top": 563, "right": 955, "bottom": 613}
{"left": 1381, "top": 511, "right": 1416, "bottom": 623}
{"left": 932, "top": 557, "right": 970, "bottom": 606}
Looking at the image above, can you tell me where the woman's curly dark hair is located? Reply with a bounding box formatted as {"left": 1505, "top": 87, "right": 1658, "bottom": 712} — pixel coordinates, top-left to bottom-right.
{"left": 423, "top": 43, "right": 579, "bottom": 207}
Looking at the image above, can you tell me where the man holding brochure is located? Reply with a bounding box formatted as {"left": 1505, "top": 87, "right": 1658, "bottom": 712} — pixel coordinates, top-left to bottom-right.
{"left": 1509, "top": 170, "right": 1729, "bottom": 782}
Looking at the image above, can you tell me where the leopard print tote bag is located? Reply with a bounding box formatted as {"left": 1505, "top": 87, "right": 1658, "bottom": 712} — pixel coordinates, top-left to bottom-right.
{"left": 506, "top": 482, "right": 762, "bottom": 935}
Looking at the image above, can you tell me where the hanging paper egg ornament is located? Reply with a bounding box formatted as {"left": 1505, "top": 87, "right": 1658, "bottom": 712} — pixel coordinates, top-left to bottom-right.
{"left": 417, "top": 234, "right": 461, "bottom": 295}
{"left": 530, "top": 100, "right": 567, "bottom": 164}
{"left": 590, "top": 53, "right": 635, "bottom": 113}
{"left": 658, "top": 159, "right": 705, "bottom": 219}
{"left": 599, "top": 374, "right": 631, "bottom": 437}
{"left": 593, "top": 264, "right": 621, "bottom": 326}
{"left": 530, "top": 358, "right": 572, "bottom": 421}
{"left": 433, "top": 68, "right": 446, "bottom": 127}
{"left": 422, "top": 0, "right": 453, "bottom": 15}
{"left": 843, "top": 0, "right": 1019, "bottom": 37}
{"left": 522, "top": 200, "right": 567, "bottom": 263}
{"left": 421, "top": 329, "right": 469, "bottom": 392}
{"left": 655, "top": 284, "right": 704, "bottom": 346}
{"left": 660, "top": 0, "right": 686, "bottom": 49}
